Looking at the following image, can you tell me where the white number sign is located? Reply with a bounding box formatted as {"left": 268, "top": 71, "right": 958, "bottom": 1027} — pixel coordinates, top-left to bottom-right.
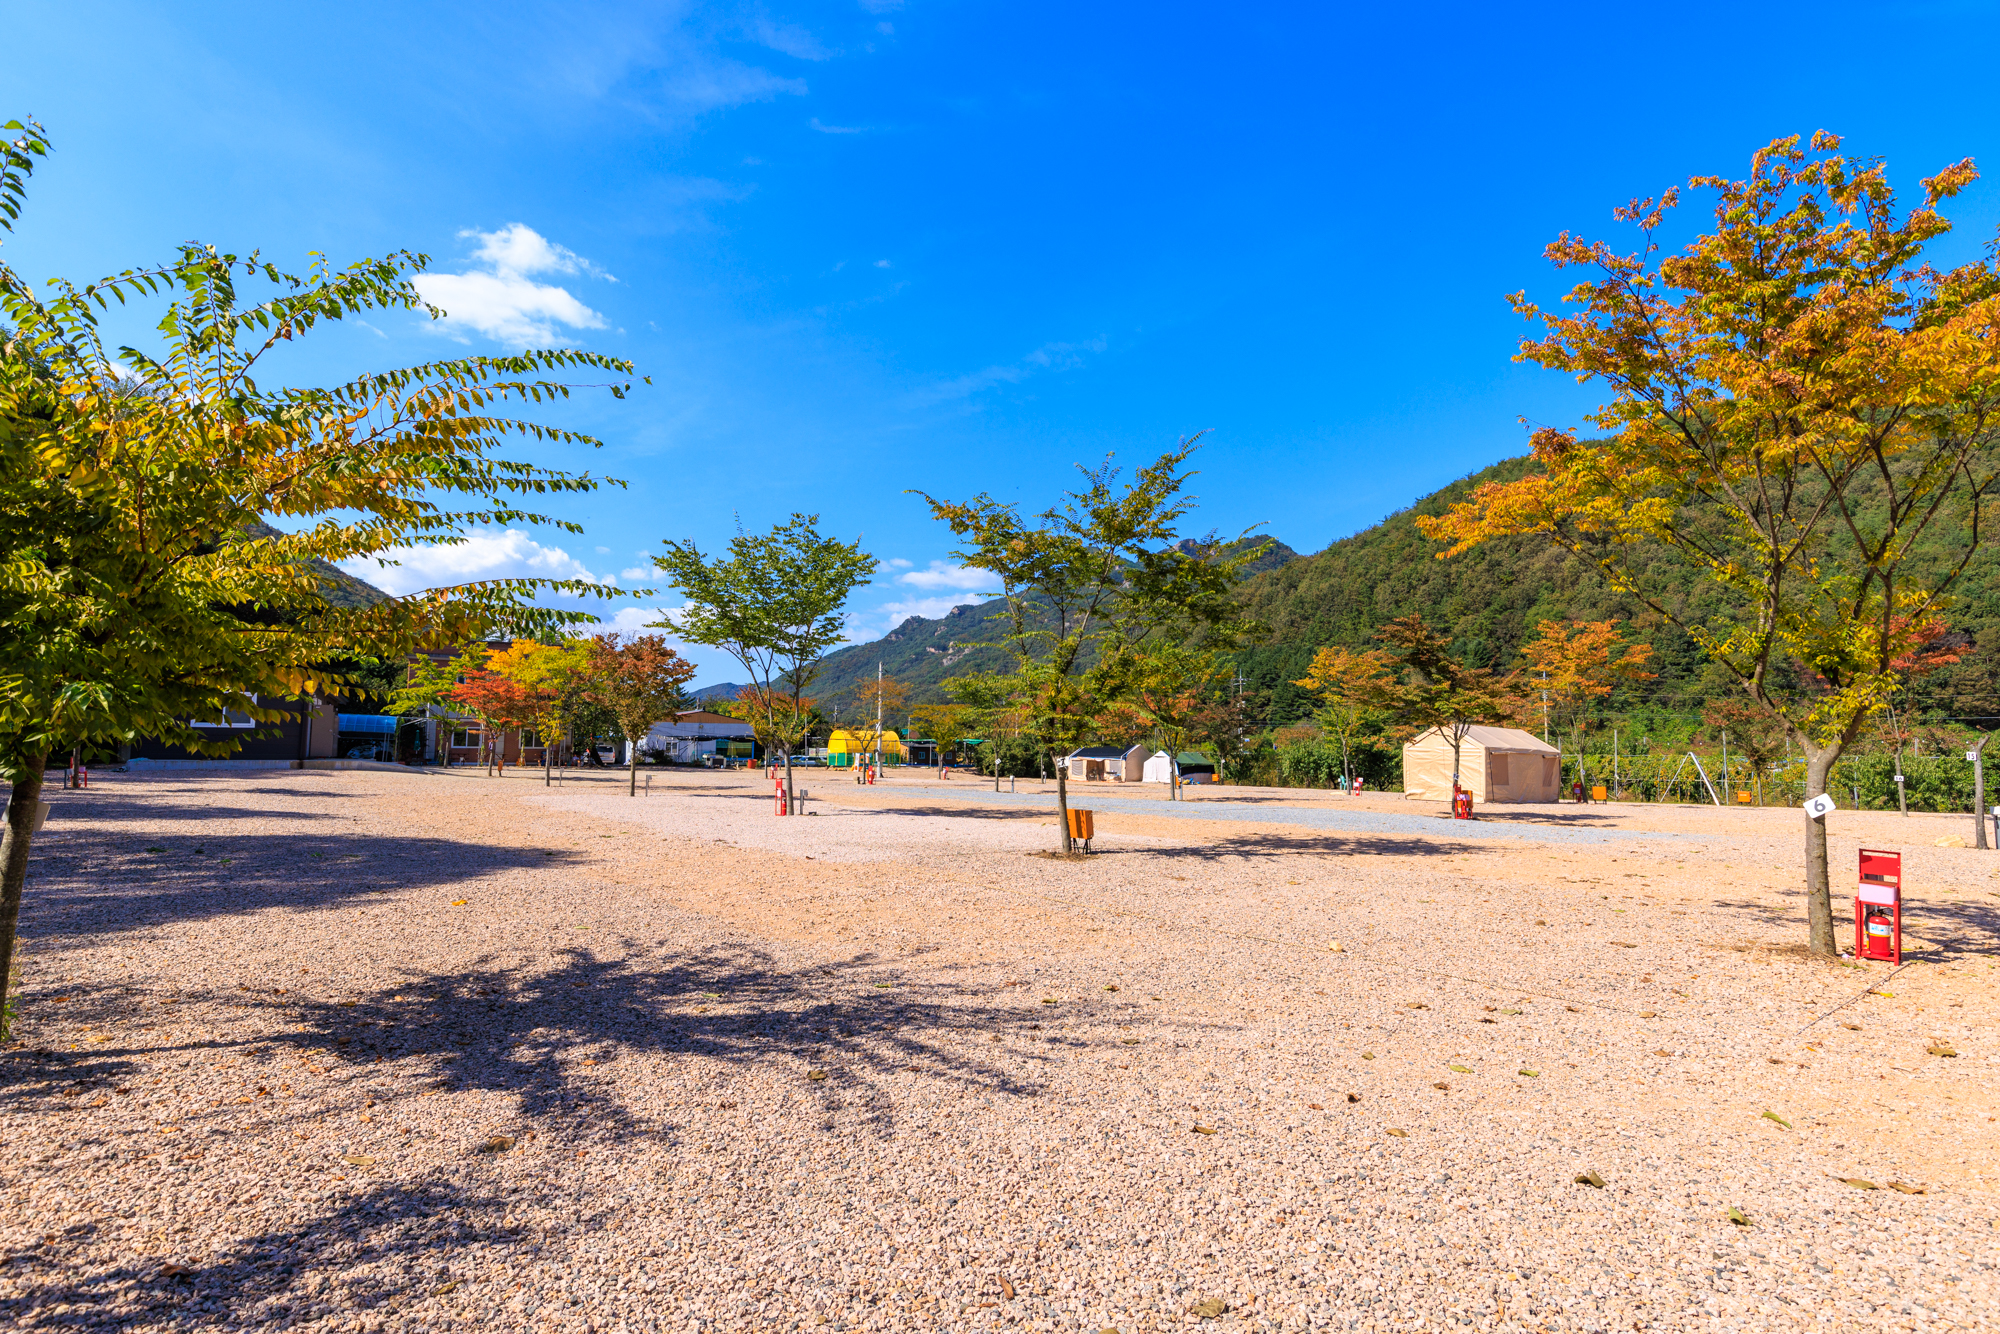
{"left": 1802, "top": 793, "right": 1837, "bottom": 819}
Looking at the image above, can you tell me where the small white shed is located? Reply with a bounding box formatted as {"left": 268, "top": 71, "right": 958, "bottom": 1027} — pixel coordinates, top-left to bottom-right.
{"left": 1066, "top": 744, "right": 1152, "bottom": 782}
{"left": 1402, "top": 725, "right": 1561, "bottom": 803}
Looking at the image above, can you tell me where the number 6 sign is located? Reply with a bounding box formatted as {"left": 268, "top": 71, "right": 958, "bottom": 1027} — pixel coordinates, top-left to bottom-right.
{"left": 1803, "top": 793, "right": 1837, "bottom": 819}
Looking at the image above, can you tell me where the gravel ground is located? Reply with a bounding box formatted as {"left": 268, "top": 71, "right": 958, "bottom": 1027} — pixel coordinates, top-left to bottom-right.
{"left": 3, "top": 766, "right": 1996, "bottom": 1334}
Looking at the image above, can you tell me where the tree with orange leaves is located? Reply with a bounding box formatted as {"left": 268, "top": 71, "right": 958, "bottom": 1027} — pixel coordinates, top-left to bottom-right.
{"left": 1516, "top": 620, "right": 1654, "bottom": 743}
{"left": 586, "top": 634, "right": 698, "bottom": 795}
{"left": 1293, "top": 644, "right": 1396, "bottom": 793}
{"left": 1419, "top": 133, "right": 2000, "bottom": 954}
{"left": 446, "top": 665, "right": 539, "bottom": 777}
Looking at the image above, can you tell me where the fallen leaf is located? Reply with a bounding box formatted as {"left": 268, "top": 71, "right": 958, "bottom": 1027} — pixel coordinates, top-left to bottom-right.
{"left": 1840, "top": 1178, "right": 1878, "bottom": 1190}
{"left": 1361, "top": 1052, "right": 1374, "bottom": 1060}
{"left": 1761, "top": 1111, "right": 1792, "bottom": 1130}
{"left": 1327, "top": 940, "right": 1343, "bottom": 952}
{"left": 1611, "top": 941, "right": 1638, "bottom": 949}
{"left": 1042, "top": 998, "right": 1058, "bottom": 1005}
{"left": 1482, "top": 1005, "right": 1496, "bottom": 1012}
{"left": 1638, "top": 1011, "right": 1657, "bottom": 1018}
{"left": 1840, "top": 1022, "right": 1861, "bottom": 1031}
{"left": 1887, "top": 1180, "right": 1927, "bottom": 1195}
{"left": 1408, "top": 1002, "right": 1429, "bottom": 1010}
{"left": 1385, "top": 1128, "right": 1408, "bottom": 1138}
{"left": 479, "top": 1136, "right": 516, "bottom": 1154}
{"left": 1190, "top": 1297, "right": 1228, "bottom": 1319}
{"left": 1574, "top": 1170, "right": 1605, "bottom": 1188}
{"left": 1518, "top": 1069, "right": 1539, "bottom": 1078}
{"left": 808, "top": 1070, "right": 828, "bottom": 1082}
{"left": 999, "top": 1276, "right": 1016, "bottom": 1300}
{"left": 1346, "top": 1092, "right": 1361, "bottom": 1103}
{"left": 1307, "top": 1103, "right": 1323, "bottom": 1110}
{"left": 1872, "top": 990, "right": 1895, "bottom": 998}
{"left": 431, "top": 1279, "right": 460, "bottom": 1296}
{"left": 1500, "top": 1008, "right": 1523, "bottom": 1015}
{"left": 1653, "top": 1049, "right": 1674, "bottom": 1057}
{"left": 1478, "top": 1017, "right": 1497, "bottom": 1024}
{"left": 1193, "top": 1125, "right": 1217, "bottom": 1135}
{"left": 1121, "top": 1038, "right": 1141, "bottom": 1045}
{"left": 1448, "top": 1064, "right": 1472, "bottom": 1073}
{"left": 1104, "top": 984, "right": 1119, "bottom": 992}
{"left": 1565, "top": 1005, "right": 1581, "bottom": 1013}
{"left": 343, "top": 1155, "right": 375, "bottom": 1167}
{"left": 160, "top": 1263, "right": 195, "bottom": 1278}
{"left": 449, "top": 899, "right": 469, "bottom": 907}
{"left": 1728, "top": 1206, "right": 1752, "bottom": 1227}
{"left": 1433, "top": 1081, "right": 1451, "bottom": 1091}
{"left": 1927, "top": 1040, "right": 1958, "bottom": 1058}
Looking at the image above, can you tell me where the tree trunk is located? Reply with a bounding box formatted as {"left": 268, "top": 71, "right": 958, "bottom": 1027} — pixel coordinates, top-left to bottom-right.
{"left": 1055, "top": 756, "right": 1072, "bottom": 852}
{"left": 783, "top": 747, "right": 796, "bottom": 816}
{"left": 1972, "top": 734, "right": 1989, "bottom": 849}
{"left": 1802, "top": 744, "right": 1838, "bottom": 957}
{"left": 0, "top": 757, "right": 47, "bottom": 1038}
{"left": 628, "top": 735, "right": 639, "bottom": 796}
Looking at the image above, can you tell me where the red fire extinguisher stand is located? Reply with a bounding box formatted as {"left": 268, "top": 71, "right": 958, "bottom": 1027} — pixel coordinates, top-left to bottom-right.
{"left": 1855, "top": 848, "right": 1902, "bottom": 964}
{"left": 1451, "top": 784, "right": 1474, "bottom": 820}
{"left": 774, "top": 778, "right": 788, "bottom": 816}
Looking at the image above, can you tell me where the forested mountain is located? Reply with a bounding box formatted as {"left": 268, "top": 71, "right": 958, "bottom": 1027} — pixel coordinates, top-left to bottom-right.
{"left": 803, "top": 456, "right": 2000, "bottom": 730}
{"left": 1233, "top": 456, "right": 2000, "bottom": 726}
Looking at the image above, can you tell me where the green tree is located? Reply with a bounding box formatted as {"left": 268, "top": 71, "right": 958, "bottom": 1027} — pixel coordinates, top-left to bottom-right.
{"left": 1131, "top": 645, "right": 1226, "bottom": 799}
{"left": 915, "top": 440, "right": 1265, "bottom": 850}
{"left": 1373, "top": 616, "right": 1517, "bottom": 799}
{"left": 0, "top": 118, "right": 632, "bottom": 1033}
{"left": 1422, "top": 133, "right": 2000, "bottom": 953}
{"left": 654, "top": 514, "right": 875, "bottom": 806}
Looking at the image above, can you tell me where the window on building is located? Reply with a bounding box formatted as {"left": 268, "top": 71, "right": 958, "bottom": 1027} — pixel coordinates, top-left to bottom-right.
{"left": 193, "top": 694, "right": 258, "bottom": 728}
{"left": 451, "top": 729, "right": 481, "bottom": 749}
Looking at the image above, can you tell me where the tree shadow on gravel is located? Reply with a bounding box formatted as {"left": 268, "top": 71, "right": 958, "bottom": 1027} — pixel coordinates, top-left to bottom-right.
{"left": 0, "top": 1174, "right": 518, "bottom": 1332}
{"left": 1152, "top": 833, "right": 1493, "bottom": 860}
{"left": 12, "top": 820, "right": 585, "bottom": 945}
{"left": 215, "top": 944, "right": 1077, "bottom": 1142}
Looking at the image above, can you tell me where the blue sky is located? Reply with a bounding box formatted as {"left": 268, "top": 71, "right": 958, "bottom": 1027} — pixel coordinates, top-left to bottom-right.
{"left": 9, "top": 1, "right": 2000, "bottom": 684}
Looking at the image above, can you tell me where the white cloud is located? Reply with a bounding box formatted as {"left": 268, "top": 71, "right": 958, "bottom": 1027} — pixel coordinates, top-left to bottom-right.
{"left": 877, "top": 557, "right": 913, "bottom": 572}
{"left": 874, "top": 258, "right": 891, "bottom": 268}
{"left": 595, "top": 546, "right": 612, "bottom": 554}
{"left": 337, "top": 528, "right": 610, "bottom": 596}
{"left": 810, "top": 117, "right": 865, "bottom": 134}
{"left": 412, "top": 224, "right": 610, "bottom": 346}
{"left": 746, "top": 16, "right": 831, "bottom": 60}
{"left": 897, "top": 561, "right": 1002, "bottom": 592}
{"left": 619, "top": 566, "right": 657, "bottom": 583}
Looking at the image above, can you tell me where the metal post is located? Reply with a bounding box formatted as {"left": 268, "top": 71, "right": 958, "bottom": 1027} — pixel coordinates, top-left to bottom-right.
{"left": 1721, "top": 731, "right": 1730, "bottom": 804}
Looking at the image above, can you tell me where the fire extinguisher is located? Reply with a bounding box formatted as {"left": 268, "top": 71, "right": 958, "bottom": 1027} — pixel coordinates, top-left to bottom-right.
{"left": 1863, "top": 908, "right": 1894, "bottom": 954}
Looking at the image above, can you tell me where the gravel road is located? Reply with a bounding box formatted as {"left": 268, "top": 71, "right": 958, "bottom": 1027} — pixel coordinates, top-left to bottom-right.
{"left": 3, "top": 766, "right": 1994, "bottom": 1333}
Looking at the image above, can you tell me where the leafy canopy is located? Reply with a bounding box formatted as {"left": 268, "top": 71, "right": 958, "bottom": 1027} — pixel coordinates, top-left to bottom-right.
{"left": 0, "top": 116, "right": 637, "bottom": 781}
{"left": 654, "top": 513, "right": 874, "bottom": 761}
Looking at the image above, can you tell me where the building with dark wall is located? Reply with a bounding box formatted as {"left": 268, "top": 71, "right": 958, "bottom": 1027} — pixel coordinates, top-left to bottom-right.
{"left": 126, "top": 695, "right": 340, "bottom": 763}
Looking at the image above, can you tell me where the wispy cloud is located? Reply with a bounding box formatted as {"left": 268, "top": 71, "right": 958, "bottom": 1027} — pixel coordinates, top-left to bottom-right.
{"left": 810, "top": 117, "right": 866, "bottom": 134}
{"left": 895, "top": 560, "right": 1002, "bottom": 592}
{"left": 903, "top": 337, "right": 1108, "bottom": 408}
{"left": 412, "top": 224, "right": 611, "bottom": 346}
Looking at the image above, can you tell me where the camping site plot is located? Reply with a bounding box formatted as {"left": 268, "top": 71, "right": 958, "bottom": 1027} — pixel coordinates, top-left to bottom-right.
{"left": 2, "top": 766, "right": 1996, "bottom": 1334}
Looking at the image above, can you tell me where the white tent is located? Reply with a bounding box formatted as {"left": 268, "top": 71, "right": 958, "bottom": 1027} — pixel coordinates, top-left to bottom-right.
{"left": 1402, "top": 725, "right": 1561, "bottom": 803}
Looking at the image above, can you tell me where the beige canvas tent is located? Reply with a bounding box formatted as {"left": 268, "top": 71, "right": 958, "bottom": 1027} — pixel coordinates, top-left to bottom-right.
{"left": 1402, "top": 725, "right": 1561, "bottom": 803}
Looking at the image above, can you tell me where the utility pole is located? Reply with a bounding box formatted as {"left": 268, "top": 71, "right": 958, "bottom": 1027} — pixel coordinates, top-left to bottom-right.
{"left": 875, "top": 661, "right": 883, "bottom": 779}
